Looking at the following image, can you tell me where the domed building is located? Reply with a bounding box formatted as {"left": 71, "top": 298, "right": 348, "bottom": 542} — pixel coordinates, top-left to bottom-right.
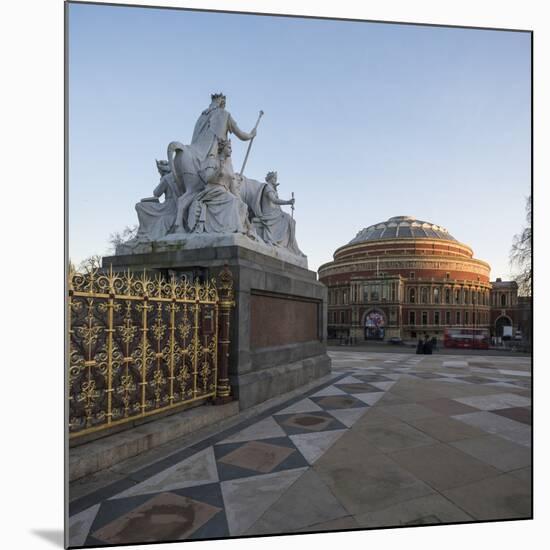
{"left": 318, "top": 216, "right": 494, "bottom": 343}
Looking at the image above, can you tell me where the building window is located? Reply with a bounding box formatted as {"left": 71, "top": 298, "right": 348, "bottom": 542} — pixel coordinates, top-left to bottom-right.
{"left": 340, "top": 311, "right": 345, "bottom": 324}
{"left": 456, "top": 311, "right": 461, "bottom": 325}
{"left": 455, "top": 289, "right": 460, "bottom": 303}
{"left": 410, "top": 272, "right": 415, "bottom": 279}
{"left": 391, "top": 283, "right": 396, "bottom": 302}
{"left": 445, "top": 311, "right": 451, "bottom": 325}
{"left": 371, "top": 287, "right": 379, "bottom": 301}
{"left": 446, "top": 272, "right": 450, "bottom": 279}
{"left": 465, "top": 311, "right": 469, "bottom": 325}
{"left": 434, "top": 311, "right": 440, "bottom": 325}
{"left": 421, "top": 287, "right": 428, "bottom": 304}
{"left": 422, "top": 311, "right": 428, "bottom": 325}
{"left": 409, "top": 288, "right": 416, "bottom": 303}
{"left": 409, "top": 311, "right": 416, "bottom": 325}
{"left": 433, "top": 288, "right": 440, "bottom": 304}
{"left": 464, "top": 289, "right": 469, "bottom": 304}
{"left": 343, "top": 290, "right": 348, "bottom": 305}
{"left": 445, "top": 288, "right": 451, "bottom": 304}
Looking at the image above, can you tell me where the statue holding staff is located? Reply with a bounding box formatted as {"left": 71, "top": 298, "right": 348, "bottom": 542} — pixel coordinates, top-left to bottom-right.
{"left": 248, "top": 171, "right": 305, "bottom": 256}
{"left": 168, "top": 93, "right": 260, "bottom": 232}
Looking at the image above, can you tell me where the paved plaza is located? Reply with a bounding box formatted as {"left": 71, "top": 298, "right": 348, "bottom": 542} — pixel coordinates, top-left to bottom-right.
{"left": 69, "top": 351, "right": 532, "bottom": 546}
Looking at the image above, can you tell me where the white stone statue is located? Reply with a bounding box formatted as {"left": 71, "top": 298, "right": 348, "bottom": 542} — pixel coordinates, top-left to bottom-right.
{"left": 167, "top": 93, "right": 257, "bottom": 232}
{"left": 117, "top": 161, "right": 181, "bottom": 253}
{"left": 246, "top": 171, "right": 305, "bottom": 256}
{"left": 115, "top": 93, "right": 308, "bottom": 268}
{"left": 187, "top": 139, "right": 255, "bottom": 237}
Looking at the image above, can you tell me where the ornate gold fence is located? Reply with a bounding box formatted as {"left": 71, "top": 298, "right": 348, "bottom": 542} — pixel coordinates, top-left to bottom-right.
{"left": 68, "top": 266, "right": 234, "bottom": 439}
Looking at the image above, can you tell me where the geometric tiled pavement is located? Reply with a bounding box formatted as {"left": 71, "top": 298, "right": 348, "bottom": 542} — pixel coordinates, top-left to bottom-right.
{"left": 69, "top": 351, "right": 532, "bottom": 546}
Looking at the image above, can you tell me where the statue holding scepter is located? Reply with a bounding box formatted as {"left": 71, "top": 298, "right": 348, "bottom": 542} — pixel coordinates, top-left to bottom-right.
{"left": 252, "top": 171, "right": 304, "bottom": 256}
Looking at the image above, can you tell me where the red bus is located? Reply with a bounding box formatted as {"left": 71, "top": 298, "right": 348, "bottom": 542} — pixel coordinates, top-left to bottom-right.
{"left": 443, "top": 328, "right": 489, "bottom": 350}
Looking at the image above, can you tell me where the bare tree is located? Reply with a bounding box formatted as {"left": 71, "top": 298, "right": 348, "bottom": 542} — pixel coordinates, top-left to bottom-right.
{"left": 510, "top": 196, "right": 532, "bottom": 296}
{"left": 78, "top": 254, "right": 103, "bottom": 272}
{"left": 108, "top": 225, "right": 138, "bottom": 254}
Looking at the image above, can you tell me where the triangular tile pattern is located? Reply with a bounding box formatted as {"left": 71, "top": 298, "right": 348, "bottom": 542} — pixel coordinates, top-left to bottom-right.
{"left": 310, "top": 385, "right": 347, "bottom": 397}
{"left": 219, "top": 416, "right": 287, "bottom": 444}
{"left": 327, "top": 407, "right": 369, "bottom": 427}
{"left": 69, "top": 357, "right": 409, "bottom": 544}
{"left": 289, "top": 430, "right": 346, "bottom": 464}
{"left": 110, "top": 446, "right": 219, "bottom": 499}
{"left": 369, "top": 381, "right": 396, "bottom": 391}
{"left": 334, "top": 375, "right": 366, "bottom": 385}
{"left": 274, "top": 397, "right": 324, "bottom": 415}
{"left": 353, "top": 392, "right": 385, "bottom": 405}
{"left": 69, "top": 504, "right": 101, "bottom": 547}
{"left": 221, "top": 467, "right": 308, "bottom": 535}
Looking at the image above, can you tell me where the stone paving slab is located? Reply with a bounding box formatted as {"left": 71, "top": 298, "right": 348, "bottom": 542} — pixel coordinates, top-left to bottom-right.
{"left": 449, "top": 434, "right": 531, "bottom": 472}
{"left": 354, "top": 493, "right": 474, "bottom": 527}
{"left": 68, "top": 350, "right": 532, "bottom": 546}
{"left": 313, "top": 447, "right": 436, "bottom": 515}
{"left": 441, "top": 474, "right": 532, "bottom": 520}
{"left": 405, "top": 415, "right": 488, "bottom": 443}
{"left": 388, "top": 443, "right": 500, "bottom": 491}
{"left": 352, "top": 420, "right": 438, "bottom": 453}
{"left": 245, "top": 469, "right": 349, "bottom": 534}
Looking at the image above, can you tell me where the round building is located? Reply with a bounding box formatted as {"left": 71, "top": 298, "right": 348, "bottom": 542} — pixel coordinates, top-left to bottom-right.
{"left": 318, "top": 215, "right": 493, "bottom": 343}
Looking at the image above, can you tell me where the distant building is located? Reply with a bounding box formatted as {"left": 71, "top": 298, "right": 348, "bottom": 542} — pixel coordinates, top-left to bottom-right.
{"left": 490, "top": 279, "right": 532, "bottom": 344}
{"left": 318, "top": 215, "right": 531, "bottom": 345}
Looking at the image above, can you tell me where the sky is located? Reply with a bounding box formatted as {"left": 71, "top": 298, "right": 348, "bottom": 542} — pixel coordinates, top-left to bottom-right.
{"left": 68, "top": 2, "right": 531, "bottom": 279}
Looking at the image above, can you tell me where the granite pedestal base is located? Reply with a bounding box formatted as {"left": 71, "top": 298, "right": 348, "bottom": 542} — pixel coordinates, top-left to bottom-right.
{"left": 103, "top": 243, "right": 331, "bottom": 409}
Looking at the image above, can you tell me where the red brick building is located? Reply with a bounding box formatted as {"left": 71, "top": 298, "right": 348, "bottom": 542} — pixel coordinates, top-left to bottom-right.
{"left": 318, "top": 215, "right": 528, "bottom": 344}
{"left": 490, "top": 279, "right": 532, "bottom": 343}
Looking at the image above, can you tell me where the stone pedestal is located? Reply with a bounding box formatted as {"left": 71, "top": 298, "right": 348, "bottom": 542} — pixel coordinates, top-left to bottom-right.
{"left": 103, "top": 241, "right": 331, "bottom": 409}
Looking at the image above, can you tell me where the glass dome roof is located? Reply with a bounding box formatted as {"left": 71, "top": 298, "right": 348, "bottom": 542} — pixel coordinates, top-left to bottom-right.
{"left": 348, "top": 216, "right": 457, "bottom": 245}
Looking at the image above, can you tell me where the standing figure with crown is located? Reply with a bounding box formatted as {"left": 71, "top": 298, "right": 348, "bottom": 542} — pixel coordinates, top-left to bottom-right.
{"left": 191, "top": 93, "right": 257, "bottom": 161}
{"left": 168, "top": 93, "right": 259, "bottom": 232}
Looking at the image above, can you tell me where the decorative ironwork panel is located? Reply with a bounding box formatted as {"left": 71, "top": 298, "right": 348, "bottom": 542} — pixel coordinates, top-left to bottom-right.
{"left": 68, "top": 267, "right": 231, "bottom": 439}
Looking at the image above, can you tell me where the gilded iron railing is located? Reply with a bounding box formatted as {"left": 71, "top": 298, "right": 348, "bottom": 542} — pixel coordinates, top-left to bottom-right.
{"left": 68, "top": 266, "right": 234, "bottom": 439}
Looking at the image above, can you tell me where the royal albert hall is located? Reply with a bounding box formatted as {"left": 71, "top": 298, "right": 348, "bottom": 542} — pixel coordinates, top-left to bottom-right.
{"left": 318, "top": 215, "right": 499, "bottom": 342}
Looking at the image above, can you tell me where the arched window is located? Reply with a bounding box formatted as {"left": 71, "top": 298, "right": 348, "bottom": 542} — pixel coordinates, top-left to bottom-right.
{"left": 421, "top": 287, "right": 428, "bottom": 304}
{"left": 500, "top": 293, "right": 507, "bottom": 307}
{"left": 433, "top": 288, "right": 440, "bottom": 304}
{"left": 445, "top": 288, "right": 451, "bottom": 304}
{"left": 454, "top": 289, "right": 460, "bottom": 303}
{"left": 409, "top": 288, "right": 416, "bottom": 303}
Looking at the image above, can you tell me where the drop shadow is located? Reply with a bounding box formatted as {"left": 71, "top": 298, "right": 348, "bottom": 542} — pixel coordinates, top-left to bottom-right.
{"left": 31, "top": 529, "right": 65, "bottom": 548}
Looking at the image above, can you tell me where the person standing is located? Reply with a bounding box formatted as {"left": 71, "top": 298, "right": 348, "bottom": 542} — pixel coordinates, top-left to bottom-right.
{"left": 423, "top": 334, "right": 433, "bottom": 354}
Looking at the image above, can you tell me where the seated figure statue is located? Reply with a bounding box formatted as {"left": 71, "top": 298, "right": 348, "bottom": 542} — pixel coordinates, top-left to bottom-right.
{"left": 187, "top": 139, "right": 255, "bottom": 237}
{"left": 134, "top": 159, "right": 181, "bottom": 242}
{"left": 253, "top": 171, "right": 305, "bottom": 256}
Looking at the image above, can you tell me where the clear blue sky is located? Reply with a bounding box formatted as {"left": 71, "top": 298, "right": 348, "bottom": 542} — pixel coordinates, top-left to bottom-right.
{"left": 68, "top": 2, "right": 531, "bottom": 279}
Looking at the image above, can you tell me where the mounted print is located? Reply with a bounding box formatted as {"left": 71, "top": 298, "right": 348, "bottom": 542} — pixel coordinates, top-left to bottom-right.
{"left": 66, "top": 1, "right": 532, "bottom": 547}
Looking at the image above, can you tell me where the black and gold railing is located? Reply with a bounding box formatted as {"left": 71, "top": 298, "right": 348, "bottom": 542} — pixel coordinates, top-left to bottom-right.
{"left": 67, "top": 265, "right": 234, "bottom": 439}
